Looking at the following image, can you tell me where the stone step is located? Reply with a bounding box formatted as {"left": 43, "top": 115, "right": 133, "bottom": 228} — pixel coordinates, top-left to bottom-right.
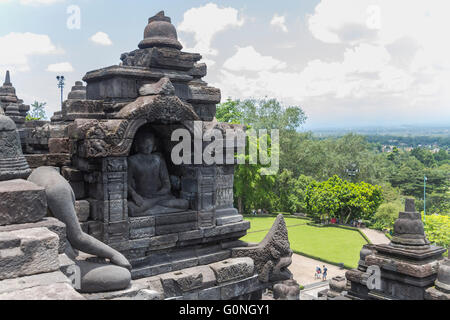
{"left": 0, "top": 227, "right": 60, "bottom": 280}
{"left": 0, "top": 179, "right": 46, "bottom": 226}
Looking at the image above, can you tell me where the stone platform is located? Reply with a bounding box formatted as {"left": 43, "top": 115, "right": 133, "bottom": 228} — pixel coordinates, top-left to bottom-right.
{"left": 82, "top": 257, "right": 266, "bottom": 300}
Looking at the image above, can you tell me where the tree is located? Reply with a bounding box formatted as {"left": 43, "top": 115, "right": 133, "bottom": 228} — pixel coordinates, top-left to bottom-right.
{"left": 411, "top": 147, "right": 436, "bottom": 167}
{"left": 215, "top": 99, "right": 243, "bottom": 124}
{"left": 26, "top": 101, "right": 47, "bottom": 121}
{"left": 305, "top": 175, "right": 383, "bottom": 224}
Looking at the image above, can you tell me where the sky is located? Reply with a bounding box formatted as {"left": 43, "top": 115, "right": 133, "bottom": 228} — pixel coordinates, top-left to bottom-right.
{"left": 0, "top": 0, "right": 449, "bottom": 130}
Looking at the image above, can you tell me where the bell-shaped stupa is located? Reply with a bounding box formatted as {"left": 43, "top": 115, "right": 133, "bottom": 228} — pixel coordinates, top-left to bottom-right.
{"left": 138, "top": 11, "right": 183, "bottom": 50}
{"left": 0, "top": 114, "right": 31, "bottom": 181}
{"left": 391, "top": 199, "right": 430, "bottom": 249}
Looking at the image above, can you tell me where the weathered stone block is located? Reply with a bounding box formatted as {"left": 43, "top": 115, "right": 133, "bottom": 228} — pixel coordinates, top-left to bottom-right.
{"left": 220, "top": 275, "right": 260, "bottom": 300}
{"left": 198, "top": 286, "right": 221, "bottom": 300}
{"left": 0, "top": 227, "right": 60, "bottom": 280}
{"left": 210, "top": 258, "right": 254, "bottom": 284}
{"left": 48, "top": 138, "right": 70, "bottom": 153}
{"left": 155, "top": 211, "right": 197, "bottom": 226}
{"left": 0, "top": 271, "right": 71, "bottom": 295}
{"left": 198, "top": 251, "right": 231, "bottom": 265}
{"left": 189, "top": 63, "right": 207, "bottom": 78}
{"left": 188, "top": 85, "right": 221, "bottom": 104}
{"left": 75, "top": 200, "right": 90, "bottom": 222}
{"left": 160, "top": 265, "right": 216, "bottom": 297}
{"left": 129, "top": 216, "right": 155, "bottom": 229}
{"left": 25, "top": 154, "right": 71, "bottom": 168}
{"left": 156, "top": 222, "right": 197, "bottom": 236}
{"left": 134, "top": 289, "right": 164, "bottom": 300}
{"left": 0, "top": 282, "right": 84, "bottom": 300}
{"left": 216, "top": 215, "right": 243, "bottom": 226}
{"left": 148, "top": 233, "right": 178, "bottom": 250}
{"left": 172, "top": 257, "right": 199, "bottom": 271}
{"left": 132, "top": 263, "right": 173, "bottom": 279}
{"left": 0, "top": 179, "right": 46, "bottom": 226}
{"left": 178, "top": 229, "right": 203, "bottom": 241}
{"left": 130, "top": 227, "right": 155, "bottom": 239}
{"left": 0, "top": 217, "right": 66, "bottom": 254}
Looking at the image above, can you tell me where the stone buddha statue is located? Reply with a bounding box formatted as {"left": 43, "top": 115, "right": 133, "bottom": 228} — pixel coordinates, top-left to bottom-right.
{"left": 127, "top": 130, "right": 189, "bottom": 216}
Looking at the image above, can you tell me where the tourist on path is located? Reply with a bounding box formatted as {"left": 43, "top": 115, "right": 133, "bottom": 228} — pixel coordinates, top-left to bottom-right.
{"left": 315, "top": 266, "right": 321, "bottom": 280}
{"left": 322, "top": 265, "right": 328, "bottom": 281}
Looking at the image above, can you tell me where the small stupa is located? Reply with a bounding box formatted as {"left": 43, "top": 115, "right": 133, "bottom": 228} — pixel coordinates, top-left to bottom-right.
{"left": 0, "top": 71, "right": 29, "bottom": 126}
{"left": 345, "top": 199, "right": 446, "bottom": 300}
{"left": 138, "top": 11, "right": 183, "bottom": 50}
{"left": 0, "top": 114, "right": 31, "bottom": 181}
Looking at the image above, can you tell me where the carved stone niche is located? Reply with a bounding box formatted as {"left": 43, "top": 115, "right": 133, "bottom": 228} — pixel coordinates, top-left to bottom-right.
{"left": 67, "top": 94, "right": 248, "bottom": 273}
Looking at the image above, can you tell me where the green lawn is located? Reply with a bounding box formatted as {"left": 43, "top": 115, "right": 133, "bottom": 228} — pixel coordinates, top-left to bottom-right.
{"left": 241, "top": 217, "right": 368, "bottom": 269}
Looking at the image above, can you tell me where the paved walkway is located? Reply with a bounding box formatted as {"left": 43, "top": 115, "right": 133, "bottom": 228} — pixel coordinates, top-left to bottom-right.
{"left": 290, "top": 254, "right": 346, "bottom": 286}
{"left": 360, "top": 228, "right": 390, "bottom": 244}
{"left": 288, "top": 228, "right": 389, "bottom": 287}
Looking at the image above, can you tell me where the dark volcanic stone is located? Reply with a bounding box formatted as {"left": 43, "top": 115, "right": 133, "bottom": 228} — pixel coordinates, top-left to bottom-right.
{"left": 0, "top": 179, "right": 47, "bottom": 226}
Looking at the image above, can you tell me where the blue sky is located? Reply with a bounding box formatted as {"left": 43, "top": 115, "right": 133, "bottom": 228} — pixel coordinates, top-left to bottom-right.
{"left": 0, "top": 0, "right": 449, "bottom": 129}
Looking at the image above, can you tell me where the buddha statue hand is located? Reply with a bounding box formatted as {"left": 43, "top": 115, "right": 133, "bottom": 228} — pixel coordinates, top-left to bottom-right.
{"left": 111, "top": 252, "right": 132, "bottom": 270}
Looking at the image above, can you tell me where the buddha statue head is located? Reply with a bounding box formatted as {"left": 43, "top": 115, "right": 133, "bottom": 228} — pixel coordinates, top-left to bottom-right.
{"left": 135, "top": 130, "right": 157, "bottom": 155}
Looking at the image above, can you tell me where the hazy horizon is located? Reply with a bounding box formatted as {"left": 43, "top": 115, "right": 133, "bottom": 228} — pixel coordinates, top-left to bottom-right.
{"left": 1, "top": 0, "right": 449, "bottom": 129}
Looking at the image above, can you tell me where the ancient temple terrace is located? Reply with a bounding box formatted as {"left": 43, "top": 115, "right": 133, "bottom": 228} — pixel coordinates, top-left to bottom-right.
{"left": 0, "top": 7, "right": 448, "bottom": 303}
{"left": 0, "top": 11, "right": 297, "bottom": 300}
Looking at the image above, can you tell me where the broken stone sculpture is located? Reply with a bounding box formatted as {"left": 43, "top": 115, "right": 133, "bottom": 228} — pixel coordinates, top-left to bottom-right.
{"left": 232, "top": 215, "right": 293, "bottom": 283}
{"left": 127, "top": 129, "right": 189, "bottom": 216}
{"left": 273, "top": 279, "right": 300, "bottom": 300}
{"left": 28, "top": 166, "right": 131, "bottom": 293}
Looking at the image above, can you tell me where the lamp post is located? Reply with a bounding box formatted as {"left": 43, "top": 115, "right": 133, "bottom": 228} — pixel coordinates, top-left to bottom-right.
{"left": 424, "top": 176, "right": 427, "bottom": 223}
{"left": 56, "top": 75, "right": 65, "bottom": 109}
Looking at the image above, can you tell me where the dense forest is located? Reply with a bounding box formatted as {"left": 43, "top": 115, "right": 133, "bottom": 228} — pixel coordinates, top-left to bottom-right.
{"left": 216, "top": 98, "right": 449, "bottom": 251}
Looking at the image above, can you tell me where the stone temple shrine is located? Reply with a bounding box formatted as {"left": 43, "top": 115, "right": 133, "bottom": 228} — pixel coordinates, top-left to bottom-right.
{"left": 1, "top": 10, "right": 447, "bottom": 301}
{"left": 0, "top": 11, "right": 296, "bottom": 300}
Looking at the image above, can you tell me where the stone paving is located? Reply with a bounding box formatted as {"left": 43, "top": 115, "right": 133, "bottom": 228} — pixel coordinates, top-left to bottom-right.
{"left": 360, "top": 228, "right": 390, "bottom": 244}
{"left": 290, "top": 254, "right": 346, "bottom": 287}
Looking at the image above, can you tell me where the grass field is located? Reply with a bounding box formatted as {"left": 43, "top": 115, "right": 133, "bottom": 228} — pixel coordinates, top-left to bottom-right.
{"left": 241, "top": 216, "right": 368, "bottom": 269}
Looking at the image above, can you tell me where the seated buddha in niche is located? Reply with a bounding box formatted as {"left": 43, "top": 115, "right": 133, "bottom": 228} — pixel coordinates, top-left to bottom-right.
{"left": 127, "top": 130, "right": 189, "bottom": 216}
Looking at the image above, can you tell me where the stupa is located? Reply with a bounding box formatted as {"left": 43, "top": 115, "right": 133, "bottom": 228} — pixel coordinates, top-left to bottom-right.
{"left": 0, "top": 71, "right": 30, "bottom": 127}
{"left": 11, "top": 11, "right": 295, "bottom": 300}
{"left": 0, "top": 114, "right": 31, "bottom": 182}
{"left": 345, "top": 199, "right": 446, "bottom": 300}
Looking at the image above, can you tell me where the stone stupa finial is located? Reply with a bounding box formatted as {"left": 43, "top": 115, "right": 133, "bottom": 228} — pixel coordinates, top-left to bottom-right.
{"left": 4, "top": 70, "right": 11, "bottom": 86}
{"left": 138, "top": 11, "right": 183, "bottom": 50}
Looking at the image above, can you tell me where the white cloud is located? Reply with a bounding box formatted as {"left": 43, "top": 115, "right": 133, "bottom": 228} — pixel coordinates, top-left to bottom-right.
{"left": 217, "top": 43, "right": 413, "bottom": 103}
{"left": 0, "top": 32, "right": 63, "bottom": 72}
{"left": 46, "top": 62, "right": 74, "bottom": 72}
{"left": 270, "top": 14, "right": 288, "bottom": 32}
{"left": 178, "top": 3, "right": 244, "bottom": 57}
{"left": 223, "top": 46, "right": 286, "bottom": 72}
{"left": 306, "top": 0, "right": 450, "bottom": 109}
{"left": 89, "top": 32, "right": 113, "bottom": 46}
{"left": 215, "top": 0, "right": 450, "bottom": 125}
{"left": 0, "top": 0, "right": 64, "bottom": 5}
{"left": 20, "top": 0, "right": 63, "bottom": 4}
